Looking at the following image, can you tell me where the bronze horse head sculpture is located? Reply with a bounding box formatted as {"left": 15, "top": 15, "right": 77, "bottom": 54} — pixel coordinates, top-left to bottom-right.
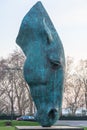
{"left": 16, "top": 1, "right": 65, "bottom": 127}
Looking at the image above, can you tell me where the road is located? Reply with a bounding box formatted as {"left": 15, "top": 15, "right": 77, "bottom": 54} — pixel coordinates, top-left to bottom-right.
{"left": 54, "top": 121, "right": 87, "bottom": 127}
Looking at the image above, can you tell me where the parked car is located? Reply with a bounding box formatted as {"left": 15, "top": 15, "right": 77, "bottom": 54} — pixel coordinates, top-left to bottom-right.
{"left": 16, "top": 115, "right": 36, "bottom": 121}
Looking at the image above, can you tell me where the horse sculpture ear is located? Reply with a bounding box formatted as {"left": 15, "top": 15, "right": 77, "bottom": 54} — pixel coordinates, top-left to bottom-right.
{"left": 43, "top": 18, "right": 53, "bottom": 43}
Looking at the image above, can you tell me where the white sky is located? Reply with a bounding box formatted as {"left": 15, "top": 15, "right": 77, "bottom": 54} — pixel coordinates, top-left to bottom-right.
{"left": 0, "top": 0, "right": 87, "bottom": 60}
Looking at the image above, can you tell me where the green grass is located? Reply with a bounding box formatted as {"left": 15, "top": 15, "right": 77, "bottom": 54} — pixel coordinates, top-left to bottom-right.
{"left": 11, "top": 120, "right": 39, "bottom": 126}
{"left": 0, "top": 120, "right": 39, "bottom": 130}
{"left": 0, "top": 126, "right": 14, "bottom": 130}
{"left": 0, "top": 120, "right": 39, "bottom": 126}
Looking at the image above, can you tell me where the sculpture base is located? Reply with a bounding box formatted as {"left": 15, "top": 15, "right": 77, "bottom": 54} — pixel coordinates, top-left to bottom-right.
{"left": 15, "top": 126, "right": 84, "bottom": 130}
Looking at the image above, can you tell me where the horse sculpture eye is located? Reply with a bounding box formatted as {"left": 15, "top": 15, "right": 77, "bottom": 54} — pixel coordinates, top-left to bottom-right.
{"left": 50, "top": 60, "right": 61, "bottom": 69}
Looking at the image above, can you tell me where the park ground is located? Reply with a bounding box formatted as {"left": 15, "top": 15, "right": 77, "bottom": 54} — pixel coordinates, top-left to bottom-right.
{"left": 0, "top": 120, "right": 39, "bottom": 130}
{"left": 0, "top": 120, "right": 87, "bottom": 130}
{"left": 55, "top": 120, "right": 87, "bottom": 127}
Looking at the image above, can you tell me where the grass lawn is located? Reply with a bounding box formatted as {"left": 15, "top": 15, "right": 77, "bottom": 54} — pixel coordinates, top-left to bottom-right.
{"left": 0, "top": 120, "right": 39, "bottom": 130}
{"left": 11, "top": 120, "right": 39, "bottom": 126}
{"left": 0, "top": 127, "right": 14, "bottom": 130}
{"left": 0, "top": 120, "right": 39, "bottom": 126}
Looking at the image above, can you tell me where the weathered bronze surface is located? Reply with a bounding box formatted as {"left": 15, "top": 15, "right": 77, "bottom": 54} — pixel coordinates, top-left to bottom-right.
{"left": 16, "top": 1, "right": 65, "bottom": 127}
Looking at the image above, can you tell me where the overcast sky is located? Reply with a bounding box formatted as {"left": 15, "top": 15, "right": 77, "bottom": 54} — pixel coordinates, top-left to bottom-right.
{"left": 0, "top": 0, "right": 87, "bottom": 60}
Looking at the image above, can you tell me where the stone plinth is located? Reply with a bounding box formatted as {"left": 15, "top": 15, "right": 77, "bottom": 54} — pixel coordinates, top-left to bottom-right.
{"left": 15, "top": 126, "right": 84, "bottom": 130}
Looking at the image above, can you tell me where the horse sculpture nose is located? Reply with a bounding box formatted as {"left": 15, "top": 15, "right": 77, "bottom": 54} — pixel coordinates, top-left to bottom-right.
{"left": 36, "top": 107, "right": 59, "bottom": 127}
{"left": 48, "top": 108, "right": 58, "bottom": 120}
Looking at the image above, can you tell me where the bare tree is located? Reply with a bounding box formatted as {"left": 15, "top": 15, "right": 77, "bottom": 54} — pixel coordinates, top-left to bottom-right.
{"left": 63, "top": 57, "right": 85, "bottom": 115}
{"left": 75, "top": 59, "right": 87, "bottom": 109}
{"left": 0, "top": 49, "right": 35, "bottom": 115}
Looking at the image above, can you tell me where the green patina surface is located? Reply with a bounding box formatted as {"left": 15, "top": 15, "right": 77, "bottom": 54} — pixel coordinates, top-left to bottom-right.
{"left": 16, "top": 1, "right": 65, "bottom": 127}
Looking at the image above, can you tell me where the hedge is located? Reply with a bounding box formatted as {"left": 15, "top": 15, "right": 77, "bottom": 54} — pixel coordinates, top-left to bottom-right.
{"left": 0, "top": 114, "right": 87, "bottom": 120}
{"left": 59, "top": 115, "right": 87, "bottom": 120}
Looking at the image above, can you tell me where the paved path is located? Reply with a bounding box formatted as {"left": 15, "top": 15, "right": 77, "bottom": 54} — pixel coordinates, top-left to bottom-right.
{"left": 54, "top": 121, "right": 87, "bottom": 127}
